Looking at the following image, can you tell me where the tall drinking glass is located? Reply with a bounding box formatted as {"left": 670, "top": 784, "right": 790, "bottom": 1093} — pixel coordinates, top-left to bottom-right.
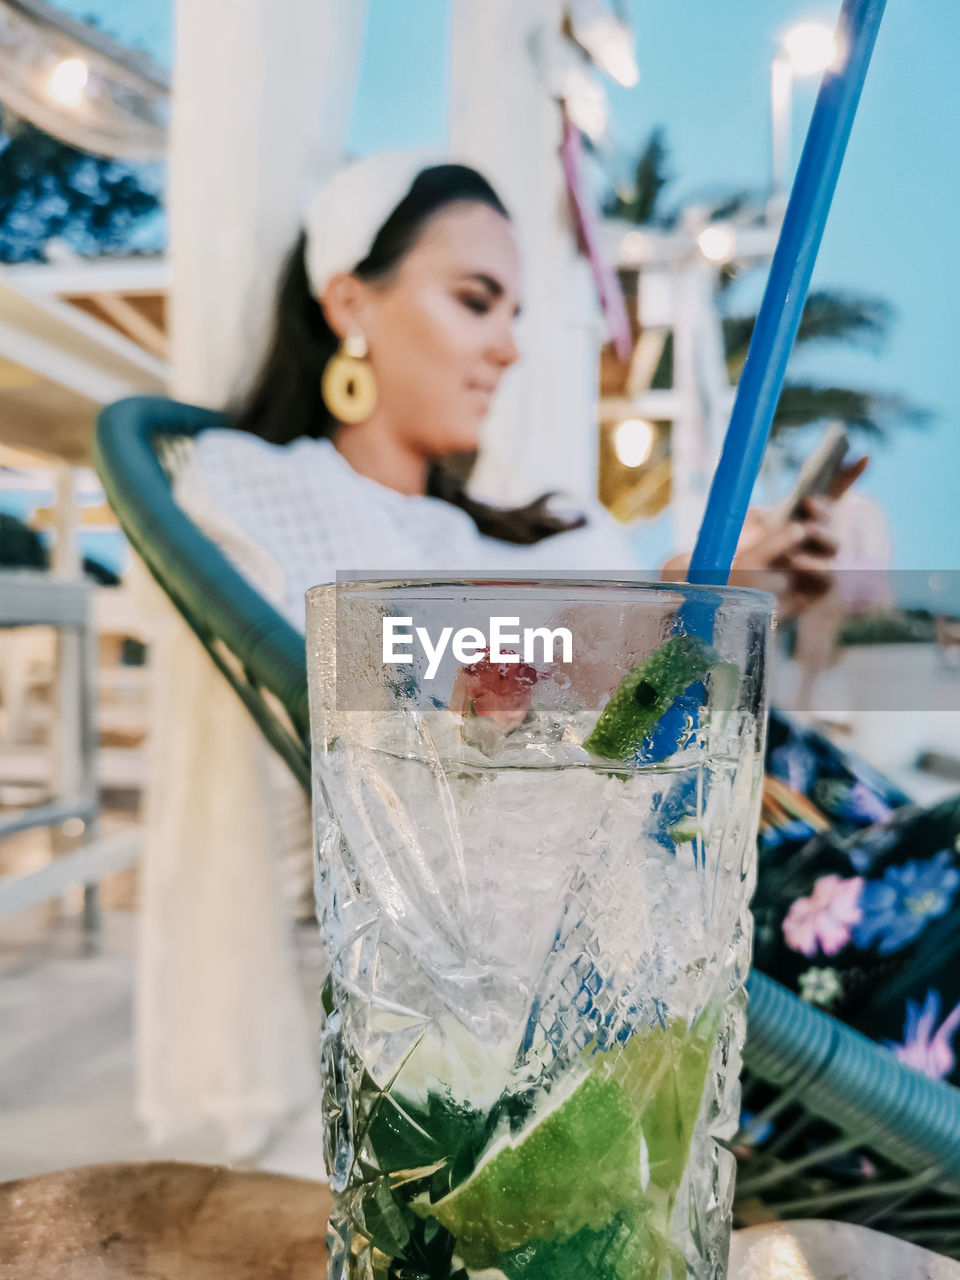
{"left": 307, "top": 578, "right": 772, "bottom": 1279}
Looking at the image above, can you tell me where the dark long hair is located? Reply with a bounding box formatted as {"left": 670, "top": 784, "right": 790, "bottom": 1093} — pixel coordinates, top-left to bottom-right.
{"left": 231, "top": 164, "right": 586, "bottom": 546}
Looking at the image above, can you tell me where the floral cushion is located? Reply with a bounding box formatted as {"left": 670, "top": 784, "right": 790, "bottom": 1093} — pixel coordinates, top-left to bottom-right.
{"left": 754, "top": 710, "right": 960, "bottom": 1085}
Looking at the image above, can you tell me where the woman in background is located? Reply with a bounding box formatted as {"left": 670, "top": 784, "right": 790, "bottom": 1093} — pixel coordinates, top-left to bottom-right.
{"left": 177, "top": 153, "right": 840, "bottom": 624}
{"left": 173, "top": 154, "right": 957, "bottom": 1171}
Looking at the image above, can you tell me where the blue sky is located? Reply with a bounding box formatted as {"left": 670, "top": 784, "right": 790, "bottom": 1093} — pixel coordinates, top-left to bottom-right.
{"left": 46, "top": 0, "right": 959, "bottom": 569}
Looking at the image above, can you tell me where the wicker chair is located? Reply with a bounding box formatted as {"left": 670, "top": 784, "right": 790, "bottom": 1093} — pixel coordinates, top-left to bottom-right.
{"left": 94, "top": 394, "right": 960, "bottom": 1255}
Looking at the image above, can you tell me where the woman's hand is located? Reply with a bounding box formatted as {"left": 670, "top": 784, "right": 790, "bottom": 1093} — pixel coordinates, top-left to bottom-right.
{"left": 730, "top": 499, "right": 838, "bottom": 617}
{"left": 663, "top": 456, "right": 868, "bottom": 619}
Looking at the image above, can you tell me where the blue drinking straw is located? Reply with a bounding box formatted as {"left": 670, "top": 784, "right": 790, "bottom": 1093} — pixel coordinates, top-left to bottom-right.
{"left": 688, "top": 0, "right": 886, "bottom": 584}
{"left": 648, "top": 0, "right": 886, "bottom": 760}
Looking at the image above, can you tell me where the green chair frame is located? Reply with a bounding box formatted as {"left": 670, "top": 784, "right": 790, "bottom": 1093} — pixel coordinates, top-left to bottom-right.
{"left": 94, "top": 395, "right": 960, "bottom": 1254}
{"left": 94, "top": 396, "right": 310, "bottom": 793}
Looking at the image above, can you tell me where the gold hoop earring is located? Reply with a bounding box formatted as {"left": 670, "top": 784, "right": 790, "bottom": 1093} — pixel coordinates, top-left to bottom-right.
{"left": 321, "top": 331, "right": 377, "bottom": 424}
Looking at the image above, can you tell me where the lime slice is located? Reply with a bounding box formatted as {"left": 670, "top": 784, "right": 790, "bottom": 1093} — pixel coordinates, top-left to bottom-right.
{"left": 413, "top": 1017, "right": 717, "bottom": 1270}
{"left": 582, "top": 634, "right": 720, "bottom": 761}
{"left": 707, "top": 659, "right": 740, "bottom": 733}
{"left": 611, "top": 1013, "right": 718, "bottom": 1193}
{"left": 415, "top": 1069, "right": 644, "bottom": 1266}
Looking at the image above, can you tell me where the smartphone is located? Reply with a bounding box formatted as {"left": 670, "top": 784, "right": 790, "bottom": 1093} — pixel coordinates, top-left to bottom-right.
{"left": 770, "top": 424, "right": 849, "bottom": 526}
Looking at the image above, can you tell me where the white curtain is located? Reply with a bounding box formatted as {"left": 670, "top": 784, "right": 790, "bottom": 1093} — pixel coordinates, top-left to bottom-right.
{"left": 448, "top": 0, "right": 602, "bottom": 508}
{"left": 136, "top": 0, "right": 368, "bottom": 1158}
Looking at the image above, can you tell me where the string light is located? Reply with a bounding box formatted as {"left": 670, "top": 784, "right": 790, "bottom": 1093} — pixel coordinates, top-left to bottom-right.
{"left": 697, "top": 224, "right": 737, "bottom": 265}
{"left": 620, "top": 231, "right": 648, "bottom": 265}
{"left": 613, "top": 419, "right": 655, "bottom": 468}
{"left": 46, "top": 56, "right": 89, "bottom": 106}
{"left": 0, "top": 3, "right": 167, "bottom": 158}
{"left": 782, "top": 22, "right": 838, "bottom": 76}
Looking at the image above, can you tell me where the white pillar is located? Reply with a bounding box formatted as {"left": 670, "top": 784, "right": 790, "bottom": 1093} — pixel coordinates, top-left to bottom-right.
{"left": 670, "top": 261, "right": 708, "bottom": 549}
{"left": 51, "top": 463, "right": 81, "bottom": 578}
{"left": 448, "top": 0, "right": 603, "bottom": 507}
{"left": 51, "top": 468, "right": 82, "bottom": 792}
{"left": 136, "top": 0, "right": 367, "bottom": 1158}
{"left": 169, "top": 0, "right": 368, "bottom": 404}
{"left": 669, "top": 257, "right": 733, "bottom": 550}
{"left": 50, "top": 463, "right": 93, "bottom": 925}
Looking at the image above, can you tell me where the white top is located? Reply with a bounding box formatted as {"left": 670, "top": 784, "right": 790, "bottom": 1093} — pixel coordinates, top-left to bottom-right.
{"left": 163, "top": 428, "right": 643, "bottom": 1162}
{"left": 174, "top": 429, "right": 640, "bottom": 629}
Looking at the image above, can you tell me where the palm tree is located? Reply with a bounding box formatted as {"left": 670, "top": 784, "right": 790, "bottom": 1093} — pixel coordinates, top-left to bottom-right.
{"left": 607, "top": 130, "right": 931, "bottom": 445}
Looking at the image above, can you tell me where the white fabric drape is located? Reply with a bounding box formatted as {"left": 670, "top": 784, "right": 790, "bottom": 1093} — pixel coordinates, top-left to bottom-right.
{"left": 449, "top": 0, "right": 603, "bottom": 507}
{"left": 136, "top": 0, "right": 368, "bottom": 1158}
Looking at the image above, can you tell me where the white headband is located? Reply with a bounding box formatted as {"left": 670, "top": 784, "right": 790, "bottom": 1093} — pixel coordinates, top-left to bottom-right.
{"left": 303, "top": 148, "right": 445, "bottom": 297}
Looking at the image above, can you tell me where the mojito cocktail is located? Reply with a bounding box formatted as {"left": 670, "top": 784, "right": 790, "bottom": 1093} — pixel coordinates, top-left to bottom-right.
{"left": 307, "top": 580, "right": 771, "bottom": 1279}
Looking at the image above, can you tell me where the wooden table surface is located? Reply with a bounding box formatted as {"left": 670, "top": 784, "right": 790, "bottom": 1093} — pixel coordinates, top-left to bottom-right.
{"left": 0, "top": 1162, "right": 331, "bottom": 1280}
{"left": 3, "top": 1162, "right": 959, "bottom": 1279}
